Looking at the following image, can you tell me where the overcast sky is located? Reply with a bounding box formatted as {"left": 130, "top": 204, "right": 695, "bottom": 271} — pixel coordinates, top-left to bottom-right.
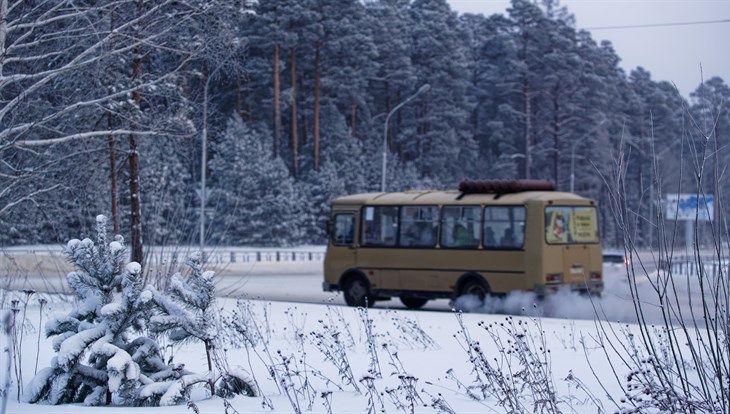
{"left": 447, "top": 0, "right": 730, "bottom": 99}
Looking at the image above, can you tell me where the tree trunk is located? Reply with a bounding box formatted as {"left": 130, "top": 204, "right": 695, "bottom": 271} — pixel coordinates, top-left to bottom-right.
{"left": 236, "top": 75, "right": 243, "bottom": 119}
{"left": 552, "top": 91, "right": 560, "bottom": 187}
{"left": 129, "top": 0, "right": 144, "bottom": 265}
{"left": 289, "top": 47, "right": 298, "bottom": 179}
{"left": 129, "top": 119, "right": 142, "bottom": 264}
{"left": 0, "top": 0, "right": 7, "bottom": 77}
{"left": 714, "top": 120, "right": 721, "bottom": 240}
{"left": 182, "top": 61, "right": 189, "bottom": 98}
{"left": 107, "top": 8, "right": 119, "bottom": 234}
{"left": 313, "top": 41, "right": 321, "bottom": 172}
{"left": 199, "top": 65, "right": 210, "bottom": 252}
{"left": 108, "top": 112, "right": 119, "bottom": 233}
{"left": 273, "top": 44, "right": 281, "bottom": 159}
{"left": 350, "top": 104, "right": 357, "bottom": 138}
{"left": 523, "top": 77, "right": 532, "bottom": 180}
{"left": 205, "top": 339, "right": 215, "bottom": 396}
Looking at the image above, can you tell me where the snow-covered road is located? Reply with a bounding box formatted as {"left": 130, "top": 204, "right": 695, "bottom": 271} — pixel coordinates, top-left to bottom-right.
{"left": 2, "top": 249, "right": 713, "bottom": 324}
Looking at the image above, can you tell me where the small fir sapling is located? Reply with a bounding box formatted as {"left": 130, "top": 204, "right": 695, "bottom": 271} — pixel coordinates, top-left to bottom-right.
{"left": 23, "top": 215, "right": 183, "bottom": 406}
{"left": 147, "top": 252, "right": 217, "bottom": 396}
{"left": 147, "top": 252, "right": 255, "bottom": 399}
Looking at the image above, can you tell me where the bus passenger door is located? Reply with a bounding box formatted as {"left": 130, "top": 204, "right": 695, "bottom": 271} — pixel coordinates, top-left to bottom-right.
{"left": 324, "top": 211, "right": 358, "bottom": 285}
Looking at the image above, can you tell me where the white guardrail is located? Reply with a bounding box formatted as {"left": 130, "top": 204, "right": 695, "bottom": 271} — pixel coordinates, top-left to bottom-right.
{"left": 149, "top": 250, "right": 326, "bottom": 265}
{"left": 665, "top": 256, "right": 729, "bottom": 277}
{"left": 5, "top": 248, "right": 727, "bottom": 272}
{"left": 2, "top": 246, "right": 326, "bottom": 265}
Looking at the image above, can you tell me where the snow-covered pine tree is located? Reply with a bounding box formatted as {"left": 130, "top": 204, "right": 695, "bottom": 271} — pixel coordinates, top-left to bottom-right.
{"left": 146, "top": 252, "right": 218, "bottom": 398}
{"left": 145, "top": 252, "right": 256, "bottom": 400}
{"left": 24, "top": 215, "right": 185, "bottom": 406}
{"left": 208, "top": 115, "right": 306, "bottom": 246}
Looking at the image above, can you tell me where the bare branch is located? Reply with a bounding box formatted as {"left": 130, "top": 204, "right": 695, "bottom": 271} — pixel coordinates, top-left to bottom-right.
{"left": 13, "top": 130, "right": 161, "bottom": 147}
{"left": 0, "top": 184, "right": 63, "bottom": 217}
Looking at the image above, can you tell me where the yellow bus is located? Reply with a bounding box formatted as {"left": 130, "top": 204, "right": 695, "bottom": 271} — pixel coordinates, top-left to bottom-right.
{"left": 322, "top": 180, "right": 603, "bottom": 308}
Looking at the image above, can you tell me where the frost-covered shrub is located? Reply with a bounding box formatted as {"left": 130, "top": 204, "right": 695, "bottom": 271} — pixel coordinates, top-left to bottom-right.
{"left": 24, "top": 215, "right": 183, "bottom": 406}
{"left": 147, "top": 252, "right": 218, "bottom": 395}
{"left": 25, "top": 215, "right": 254, "bottom": 406}
{"left": 146, "top": 252, "right": 255, "bottom": 400}
{"left": 215, "top": 370, "right": 256, "bottom": 399}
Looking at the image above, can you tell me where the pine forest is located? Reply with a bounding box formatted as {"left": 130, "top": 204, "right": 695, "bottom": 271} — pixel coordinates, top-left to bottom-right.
{"left": 1, "top": 0, "right": 728, "bottom": 253}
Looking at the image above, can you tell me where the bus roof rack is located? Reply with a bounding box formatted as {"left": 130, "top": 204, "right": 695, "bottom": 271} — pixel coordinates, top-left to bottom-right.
{"left": 457, "top": 179, "right": 556, "bottom": 199}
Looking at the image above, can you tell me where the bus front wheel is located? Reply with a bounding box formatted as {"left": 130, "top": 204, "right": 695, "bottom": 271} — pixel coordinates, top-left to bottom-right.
{"left": 343, "top": 276, "right": 370, "bottom": 307}
{"left": 400, "top": 297, "right": 429, "bottom": 310}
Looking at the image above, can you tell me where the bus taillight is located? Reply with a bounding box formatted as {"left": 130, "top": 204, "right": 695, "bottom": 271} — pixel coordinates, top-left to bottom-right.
{"left": 545, "top": 273, "right": 563, "bottom": 284}
{"left": 590, "top": 272, "right": 604, "bottom": 291}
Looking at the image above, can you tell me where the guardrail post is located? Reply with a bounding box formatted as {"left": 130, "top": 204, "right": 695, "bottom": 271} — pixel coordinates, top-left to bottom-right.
{"left": 230, "top": 251, "right": 235, "bottom": 263}
{"left": 276, "top": 251, "right": 280, "bottom": 262}
{"left": 257, "top": 252, "right": 261, "bottom": 262}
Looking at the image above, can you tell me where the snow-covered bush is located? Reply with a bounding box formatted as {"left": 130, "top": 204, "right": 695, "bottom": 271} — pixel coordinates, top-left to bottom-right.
{"left": 24, "top": 215, "right": 185, "bottom": 406}
{"left": 147, "top": 252, "right": 256, "bottom": 402}
{"left": 147, "top": 252, "right": 220, "bottom": 398}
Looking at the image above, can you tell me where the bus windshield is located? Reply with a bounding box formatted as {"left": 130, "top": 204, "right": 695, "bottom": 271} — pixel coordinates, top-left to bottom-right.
{"left": 544, "top": 206, "right": 598, "bottom": 244}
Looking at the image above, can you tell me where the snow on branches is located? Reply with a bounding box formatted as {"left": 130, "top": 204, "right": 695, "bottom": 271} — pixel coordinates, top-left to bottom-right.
{"left": 24, "top": 215, "right": 252, "bottom": 406}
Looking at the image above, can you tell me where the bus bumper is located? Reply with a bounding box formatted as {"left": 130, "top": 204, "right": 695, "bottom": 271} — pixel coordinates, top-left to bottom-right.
{"left": 534, "top": 282, "right": 603, "bottom": 297}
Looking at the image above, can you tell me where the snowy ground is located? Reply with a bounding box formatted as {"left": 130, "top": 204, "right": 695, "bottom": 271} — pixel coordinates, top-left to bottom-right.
{"left": 0, "top": 261, "right": 711, "bottom": 414}
{"left": 0, "top": 248, "right": 720, "bottom": 414}
{"left": 0, "top": 295, "right": 634, "bottom": 414}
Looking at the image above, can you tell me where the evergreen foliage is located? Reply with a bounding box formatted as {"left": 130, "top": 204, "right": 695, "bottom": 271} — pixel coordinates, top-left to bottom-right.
{"left": 208, "top": 115, "right": 306, "bottom": 246}
{"left": 147, "top": 252, "right": 220, "bottom": 400}
{"left": 25, "top": 215, "right": 253, "bottom": 406}
{"left": 24, "top": 215, "right": 177, "bottom": 406}
{"left": 1, "top": 0, "right": 727, "bottom": 250}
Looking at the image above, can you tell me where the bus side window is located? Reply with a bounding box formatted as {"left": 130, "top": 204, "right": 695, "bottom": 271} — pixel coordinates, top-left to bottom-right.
{"left": 500, "top": 228, "right": 515, "bottom": 247}
{"left": 441, "top": 206, "right": 480, "bottom": 248}
{"left": 400, "top": 205, "right": 438, "bottom": 247}
{"left": 332, "top": 214, "right": 355, "bottom": 246}
{"left": 362, "top": 206, "right": 398, "bottom": 247}
{"left": 484, "top": 206, "right": 525, "bottom": 249}
{"left": 484, "top": 226, "right": 497, "bottom": 247}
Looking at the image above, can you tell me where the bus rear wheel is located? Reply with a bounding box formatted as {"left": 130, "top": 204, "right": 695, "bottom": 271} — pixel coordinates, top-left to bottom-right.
{"left": 457, "top": 279, "right": 489, "bottom": 308}
{"left": 343, "top": 276, "right": 370, "bottom": 307}
{"left": 400, "top": 297, "right": 428, "bottom": 310}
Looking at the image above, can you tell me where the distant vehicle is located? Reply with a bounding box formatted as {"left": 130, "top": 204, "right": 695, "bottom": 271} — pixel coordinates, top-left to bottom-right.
{"left": 322, "top": 179, "right": 604, "bottom": 309}
{"left": 602, "top": 251, "right": 628, "bottom": 266}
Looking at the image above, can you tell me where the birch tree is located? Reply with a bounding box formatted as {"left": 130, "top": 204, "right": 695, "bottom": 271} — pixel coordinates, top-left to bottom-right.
{"left": 0, "top": 1, "right": 225, "bottom": 258}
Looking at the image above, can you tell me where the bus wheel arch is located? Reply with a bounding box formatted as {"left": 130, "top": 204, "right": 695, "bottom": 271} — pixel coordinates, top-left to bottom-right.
{"left": 455, "top": 274, "right": 491, "bottom": 302}
{"left": 340, "top": 270, "right": 371, "bottom": 307}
